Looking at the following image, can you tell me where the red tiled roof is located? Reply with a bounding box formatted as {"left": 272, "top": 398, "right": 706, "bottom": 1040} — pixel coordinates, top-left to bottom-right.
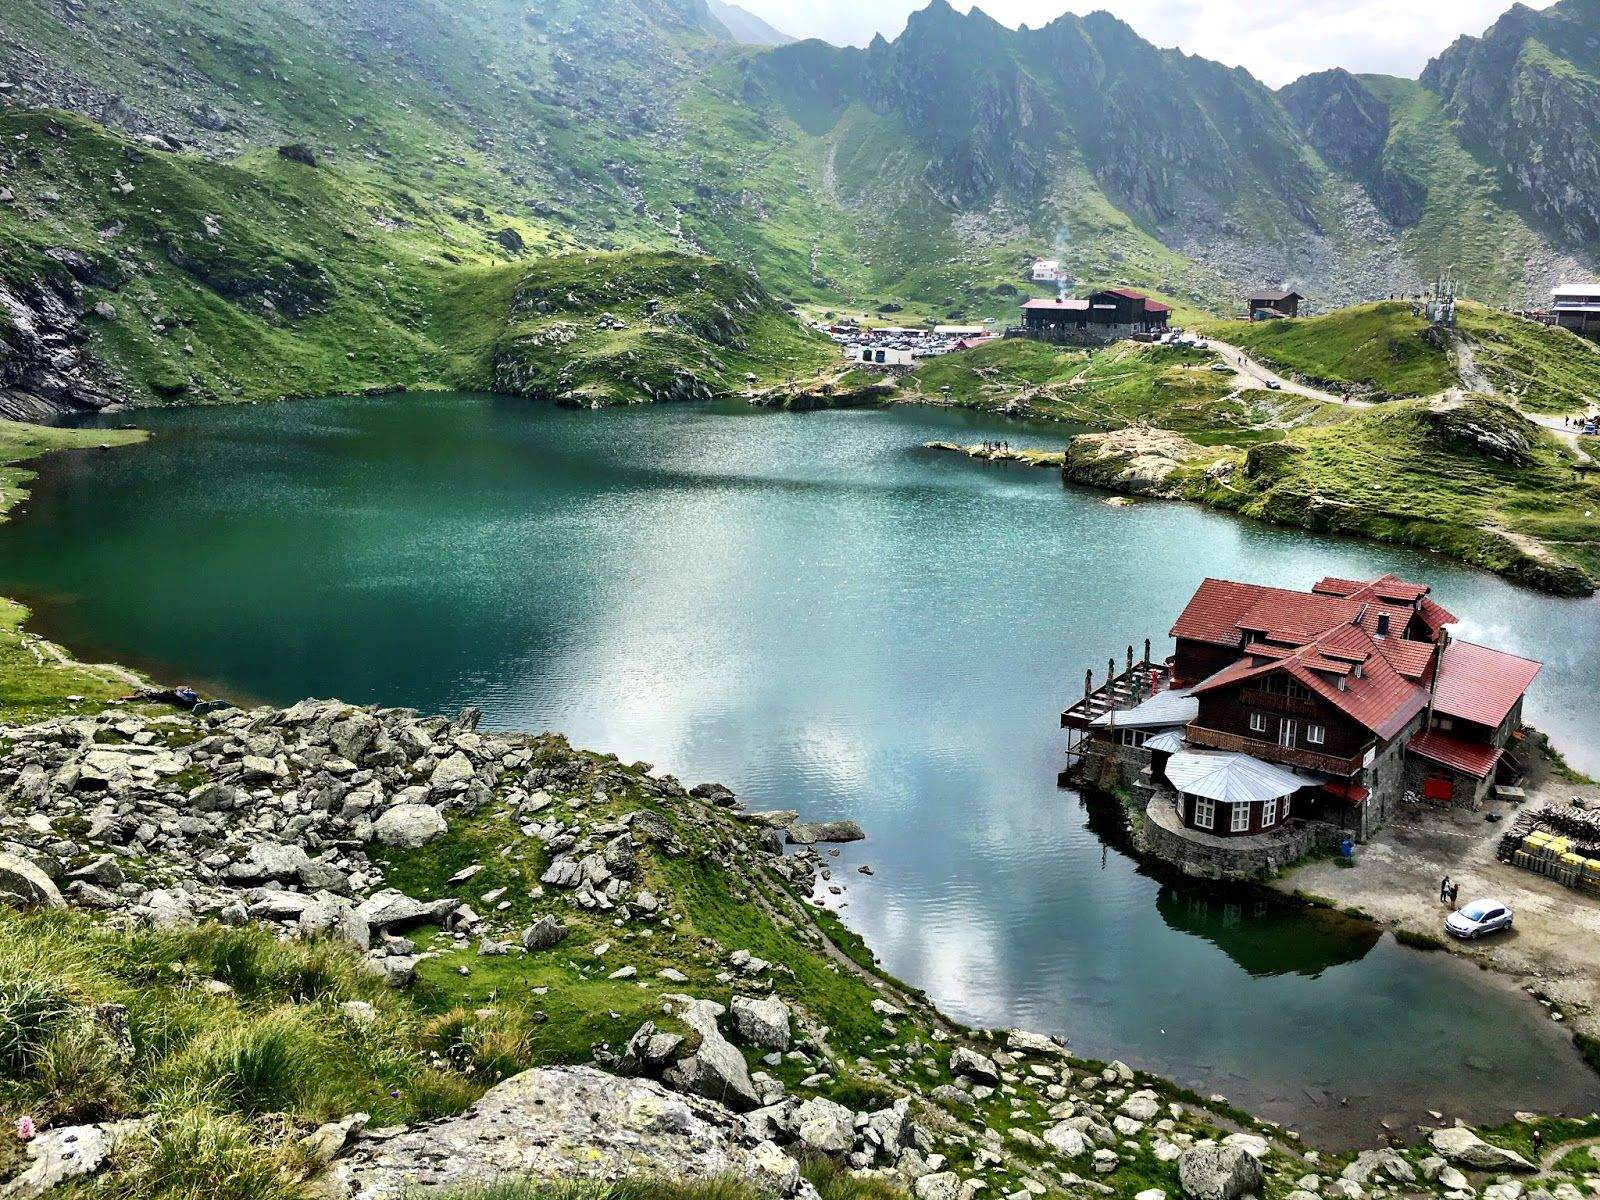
{"left": 1103, "top": 288, "right": 1149, "bottom": 301}
{"left": 1191, "top": 620, "right": 1427, "bottom": 741}
{"left": 1143, "top": 300, "right": 1171, "bottom": 314}
{"left": 1021, "top": 298, "right": 1090, "bottom": 311}
{"left": 1417, "top": 595, "right": 1458, "bottom": 634}
{"left": 1372, "top": 636, "right": 1436, "bottom": 681}
{"left": 1321, "top": 779, "right": 1370, "bottom": 805}
{"left": 1314, "top": 572, "right": 1429, "bottom": 606}
{"left": 1171, "top": 578, "right": 1350, "bottom": 647}
{"left": 1408, "top": 729, "right": 1503, "bottom": 779}
{"left": 1431, "top": 640, "right": 1541, "bottom": 729}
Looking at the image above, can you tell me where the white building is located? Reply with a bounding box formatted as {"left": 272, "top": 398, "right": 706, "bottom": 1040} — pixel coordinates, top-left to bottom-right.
{"left": 1031, "top": 258, "right": 1064, "bottom": 284}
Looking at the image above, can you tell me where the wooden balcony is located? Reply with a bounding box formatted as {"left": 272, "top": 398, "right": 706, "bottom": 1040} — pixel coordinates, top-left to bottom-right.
{"left": 1185, "top": 724, "right": 1373, "bottom": 777}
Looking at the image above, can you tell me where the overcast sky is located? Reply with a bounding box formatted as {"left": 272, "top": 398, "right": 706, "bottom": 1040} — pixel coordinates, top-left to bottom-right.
{"left": 735, "top": 0, "right": 1555, "bottom": 88}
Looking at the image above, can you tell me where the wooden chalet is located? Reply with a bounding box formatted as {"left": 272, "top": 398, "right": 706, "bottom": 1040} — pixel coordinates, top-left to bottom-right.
{"left": 1019, "top": 289, "right": 1170, "bottom": 342}
{"left": 1247, "top": 290, "right": 1302, "bottom": 319}
{"left": 1068, "top": 573, "right": 1540, "bottom": 852}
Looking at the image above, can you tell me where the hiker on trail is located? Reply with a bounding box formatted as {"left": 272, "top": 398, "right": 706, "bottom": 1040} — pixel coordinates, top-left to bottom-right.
{"left": 1440, "top": 875, "right": 1451, "bottom": 902}
{"left": 1533, "top": 1129, "right": 1544, "bottom": 1155}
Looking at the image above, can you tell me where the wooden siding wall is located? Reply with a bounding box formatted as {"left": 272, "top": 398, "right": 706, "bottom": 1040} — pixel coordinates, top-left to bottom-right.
{"left": 1195, "top": 683, "right": 1370, "bottom": 758}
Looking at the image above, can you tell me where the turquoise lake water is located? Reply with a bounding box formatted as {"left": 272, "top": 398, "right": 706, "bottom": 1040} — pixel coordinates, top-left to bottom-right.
{"left": 3, "top": 393, "right": 1596, "bottom": 1142}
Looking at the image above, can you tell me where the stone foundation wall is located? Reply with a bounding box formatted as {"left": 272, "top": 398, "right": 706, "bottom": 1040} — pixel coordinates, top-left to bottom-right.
{"left": 1132, "top": 792, "right": 1342, "bottom": 882}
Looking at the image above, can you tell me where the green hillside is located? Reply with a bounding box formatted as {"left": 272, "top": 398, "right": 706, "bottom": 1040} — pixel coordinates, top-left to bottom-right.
{"left": 1207, "top": 303, "right": 1456, "bottom": 399}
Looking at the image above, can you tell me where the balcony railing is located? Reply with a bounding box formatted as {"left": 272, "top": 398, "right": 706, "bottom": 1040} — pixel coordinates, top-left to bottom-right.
{"left": 1185, "top": 724, "right": 1373, "bottom": 777}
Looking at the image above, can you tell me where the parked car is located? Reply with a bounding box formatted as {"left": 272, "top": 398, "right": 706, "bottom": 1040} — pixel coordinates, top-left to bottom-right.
{"left": 1266, "top": 380, "right": 1282, "bottom": 391}
{"left": 1583, "top": 421, "right": 1597, "bottom": 436}
{"left": 1445, "top": 898, "right": 1513, "bottom": 940}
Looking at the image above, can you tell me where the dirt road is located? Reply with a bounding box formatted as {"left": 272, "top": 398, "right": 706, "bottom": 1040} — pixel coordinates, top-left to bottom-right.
{"left": 1201, "top": 338, "right": 1368, "bottom": 407}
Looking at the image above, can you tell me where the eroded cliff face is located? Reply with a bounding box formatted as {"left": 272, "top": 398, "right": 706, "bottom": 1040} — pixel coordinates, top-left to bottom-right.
{"left": 1278, "top": 69, "right": 1425, "bottom": 227}
{"left": 0, "top": 260, "right": 116, "bottom": 419}
{"left": 1422, "top": 0, "right": 1600, "bottom": 243}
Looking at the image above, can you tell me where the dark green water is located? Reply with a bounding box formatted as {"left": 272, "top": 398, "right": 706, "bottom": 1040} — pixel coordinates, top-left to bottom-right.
{"left": 4, "top": 393, "right": 1597, "bottom": 1143}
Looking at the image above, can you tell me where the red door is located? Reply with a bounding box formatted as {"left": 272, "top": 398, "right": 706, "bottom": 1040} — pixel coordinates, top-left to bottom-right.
{"left": 1422, "top": 771, "right": 1453, "bottom": 802}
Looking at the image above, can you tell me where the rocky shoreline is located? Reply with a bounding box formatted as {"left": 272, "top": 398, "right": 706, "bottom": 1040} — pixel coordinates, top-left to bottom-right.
{"left": 6, "top": 690, "right": 1597, "bottom": 1199}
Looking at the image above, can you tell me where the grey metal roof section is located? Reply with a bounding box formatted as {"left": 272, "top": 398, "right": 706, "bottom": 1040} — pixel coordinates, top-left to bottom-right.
{"left": 1090, "top": 687, "right": 1198, "bottom": 730}
{"left": 1164, "top": 750, "right": 1308, "bottom": 805}
{"left": 1143, "top": 730, "right": 1188, "bottom": 754}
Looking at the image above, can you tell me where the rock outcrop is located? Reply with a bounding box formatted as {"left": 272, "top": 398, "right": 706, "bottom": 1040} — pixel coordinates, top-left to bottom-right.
{"left": 323, "top": 1066, "right": 810, "bottom": 1200}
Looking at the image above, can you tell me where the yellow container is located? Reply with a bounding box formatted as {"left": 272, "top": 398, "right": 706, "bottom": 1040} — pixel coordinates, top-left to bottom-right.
{"left": 1561, "top": 852, "right": 1586, "bottom": 868}
{"left": 1547, "top": 836, "right": 1572, "bottom": 856}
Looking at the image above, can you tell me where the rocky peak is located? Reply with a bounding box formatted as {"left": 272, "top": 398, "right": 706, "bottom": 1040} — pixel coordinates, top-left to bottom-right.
{"left": 1278, "top": 69, "right": 1424, "bottom": 225}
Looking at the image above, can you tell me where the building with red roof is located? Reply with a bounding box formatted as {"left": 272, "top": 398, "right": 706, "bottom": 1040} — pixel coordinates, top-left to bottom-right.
{"left": 1018, "top": 289, "right": 1170, "bottom": 342}
{"left": 1071, "top": 571, "right": 1539, "bottom": 856}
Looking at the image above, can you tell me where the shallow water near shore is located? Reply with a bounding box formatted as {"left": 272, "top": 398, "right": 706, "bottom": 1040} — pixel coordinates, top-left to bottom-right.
{"left": 3, "top": 392, "right": 1598, "bottom": 1144}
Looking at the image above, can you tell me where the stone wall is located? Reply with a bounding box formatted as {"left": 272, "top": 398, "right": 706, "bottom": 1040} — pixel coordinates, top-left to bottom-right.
{"left": 1134, "top": 793, "right": 1338, "bottom": 882}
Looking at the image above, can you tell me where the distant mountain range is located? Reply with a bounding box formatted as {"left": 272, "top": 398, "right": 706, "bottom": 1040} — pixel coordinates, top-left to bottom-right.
{"left": 4, "top": 0, "right": 1600, "bottom": 332}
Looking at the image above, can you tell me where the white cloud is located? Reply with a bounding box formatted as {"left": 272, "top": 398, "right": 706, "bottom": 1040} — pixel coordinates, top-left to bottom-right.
{"left": 739, "top": 0, "right": 1557, "bottom": 88}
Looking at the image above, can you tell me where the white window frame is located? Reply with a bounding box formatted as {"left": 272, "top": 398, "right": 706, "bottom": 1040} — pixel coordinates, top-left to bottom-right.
{"left": 1193, "top": 796, "right": 1215, "bottom": 830}
{"left": 1278, "top": 718, "right": 1297, "bottom": 748}
{"left": 1249, "top": 712, "right": 1266, "bottom": 734}
{"left": 1305, "top": 724, "right": 1326, "bottom": 746}
{"left": 1230, "top": 802, "right": 1251, "bottom": 833}
{"left": 1262, "top": 797, "right": 1278, "bottom": 827}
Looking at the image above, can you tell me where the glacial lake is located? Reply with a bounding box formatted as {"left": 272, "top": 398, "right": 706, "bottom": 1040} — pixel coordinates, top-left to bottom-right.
{"left": 5, "top": 393, "right": 1598, "bottom": 1143}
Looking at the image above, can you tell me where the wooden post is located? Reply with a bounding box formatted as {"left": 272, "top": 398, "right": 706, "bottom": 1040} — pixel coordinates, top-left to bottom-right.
{"left": 1107, "top": 658, "right": 1116, "bottom": 690}
{"left": 1127, "top": 645, "right": 1134, "bottom": 676}
{"left": 1084, "top": 669, "right": 1093, "bottom": 700}
{"left": 1143, "top": 638, "right": 1151, "bottom": 667}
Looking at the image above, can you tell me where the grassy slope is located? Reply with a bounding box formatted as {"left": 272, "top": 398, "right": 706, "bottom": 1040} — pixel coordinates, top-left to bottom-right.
{"left": 1456, "top": 304, "right": 1600, "bottom": 414}
{"left": 904, "top": 340, "right": 1337, "bottom": 444}
{"left": 0, "top": 109, "right": 827, "bottom": 408}
{"left": 1203, "top": 302, "right": 1456, "bottom": 398}
{"left": 1189, "top": 397, "right": 1600, "bottom": 594}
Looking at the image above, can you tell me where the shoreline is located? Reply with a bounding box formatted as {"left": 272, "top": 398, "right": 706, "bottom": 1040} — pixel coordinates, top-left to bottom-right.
{"left": 0, "top": 412, "right": 1593, "bottom": 1139}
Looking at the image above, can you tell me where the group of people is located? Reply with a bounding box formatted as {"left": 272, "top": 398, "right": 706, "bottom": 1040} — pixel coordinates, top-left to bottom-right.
{"left": 982, "top": 440, "right": 1012, "bottom": 453}
{"left": 1439, "top": 874, "right": 1461, "bottom": 908}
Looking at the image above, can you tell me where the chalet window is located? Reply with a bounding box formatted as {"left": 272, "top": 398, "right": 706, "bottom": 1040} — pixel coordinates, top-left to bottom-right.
{"left": 1230, "top": 802, "right": 1250, "bottom": 833}
{"left": 1286, "top": 678, "right": 1311, "bottom": 700}
{"left": 1249, "top": 712, "right": 1266, "bottom": 734}
{"left": 1306, "top": 724, "right": 1326, "bottom": 746}
{"left": 1262, "top": 798, "right": 1278, "bottom": 827}
{"left": 1278, "top": 718, "right": 1297, "bottom": 748}
{"left": 1119, "top": 729, "right": 1148, "bottom": 748}
{"left": 1194, "top": 796, "right": 1215, "bottom": 830}
{"left": 1434, "top": 716, "right": 1454, "bottom": 732}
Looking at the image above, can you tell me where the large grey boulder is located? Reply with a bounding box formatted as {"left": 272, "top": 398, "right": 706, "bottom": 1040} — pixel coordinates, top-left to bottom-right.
{"left": 1178, "top": 1143, "right": 1266, "bottom": 1200}
{"left": 0, "top": 852, "right": 63, "bottom": 909}
{"left": 430, "top": 752, "right": 476, "bottom": 788}
{"left": 298, "top": 895, "right": 371, "bottom": 951}
{"left": 323, "top": 1066, "right": 806, "bottom": 1200}
{"left": 948, "top": 1046, "right": 999, "bottom": 1086}
{"left": 1428, "top": 1128, "right": 1535, "bottom": 1173}
{"left": 0, "top": 1119, "right": 144, "bottom": 1198}
{"left": 785, "top": 820, "right": 865, "bottom": 846}
{"left": 1044, "top": 1124, "right": 1090, "bottom": 1158}
{"left": 355, "top": 890, "right": 456, "bottom": 931}
{"left": 661, "top": 998, "right": 761, "bottom": 1112}
{"left": 223, "top": 841, "right": 311, "bottom": 884}
{"left": 794, "top": 1096, "right": 855, "bottom": 1155}
{"left": 521, "top": 915, "right": 568, "bottom": 950}
{"left": 730, "top": 994, "right": 792, "bottom": 1050}
{"left": 371, "top": 803, "right": 447, "bottom": 848}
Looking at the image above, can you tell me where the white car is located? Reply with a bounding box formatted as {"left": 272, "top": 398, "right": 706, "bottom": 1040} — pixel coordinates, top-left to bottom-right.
{"left": 1445, "top": 898, "right": 1513, "bottom": 940}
